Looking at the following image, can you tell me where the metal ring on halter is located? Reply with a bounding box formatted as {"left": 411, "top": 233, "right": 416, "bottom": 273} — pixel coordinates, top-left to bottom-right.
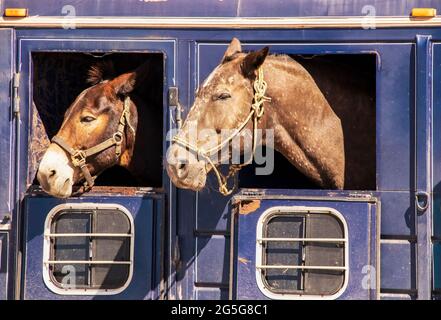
{"left": 113, "top": 132, "right": 123, "bottom": 143}
{"left": 71, "top": 150, "right": 87, "bottom": 167}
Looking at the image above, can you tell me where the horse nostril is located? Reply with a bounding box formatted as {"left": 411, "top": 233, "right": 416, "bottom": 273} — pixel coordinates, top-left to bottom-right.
{"left": 49, "top": 169, "right": 57, "bottom": 177}
{"left": 63, "top": 178, "right": 71, "bottom": 187}
{"left": 176, "top": 161, "right": 189, "bottom": 179}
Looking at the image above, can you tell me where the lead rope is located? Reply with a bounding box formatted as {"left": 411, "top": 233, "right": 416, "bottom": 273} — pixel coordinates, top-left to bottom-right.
{"left": 174, "top": 67, "right": 271, "bottom": 196}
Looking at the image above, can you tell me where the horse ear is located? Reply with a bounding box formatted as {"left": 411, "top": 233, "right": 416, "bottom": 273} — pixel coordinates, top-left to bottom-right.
{"left": 111, "top": 61, "right": 150, "bottom": 96}
{"left": 221, "top": 37, "right": 242, "bottom": 63}
{"left": 241, "top": 46, "right": 269, "bottom": 78}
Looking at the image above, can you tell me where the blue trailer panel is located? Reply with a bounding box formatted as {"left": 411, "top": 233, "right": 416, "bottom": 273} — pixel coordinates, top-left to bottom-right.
{"left": 0, "top": 0, "right": 440, "bottom": 300}
{"left": 231, "top": 195, "right": 379, "bottom": 300}
{"left": 21, "top": 193, "right": 164, "bottom": 299}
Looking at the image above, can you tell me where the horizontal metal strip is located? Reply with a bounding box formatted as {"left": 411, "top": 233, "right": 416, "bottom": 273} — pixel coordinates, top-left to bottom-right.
{"left": 256, "top": 265, "right": 346, "bottom": 271}
{"left": 194, "top": 229, "right": 230, "bottom": 237}
{"left": 381, "top": 234, "right": 417, "bottom": 242}
{"left": 194, "top": 282, "right": 229, "bottom": 289}
{"left": 380, "top": 288, "right": 417, "bottom": 295}
{"left": 257, "top": 237, "right": 346, "bottom": 243}
{"left": 44, "top": 260, "right": 131, "bottom": 265}
{"left": 1, "top": 16, "right": 441, "bottom": 29}
{"left": 45, "top": 233, "right": 132, "bottom": 238}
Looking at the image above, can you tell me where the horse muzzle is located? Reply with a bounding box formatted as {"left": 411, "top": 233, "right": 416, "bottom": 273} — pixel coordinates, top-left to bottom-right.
{"left": 166, "top": 143, "right": 207, "bottom": 191}
{"left": 37, "top": 143, "right": 75, "bottom": 198}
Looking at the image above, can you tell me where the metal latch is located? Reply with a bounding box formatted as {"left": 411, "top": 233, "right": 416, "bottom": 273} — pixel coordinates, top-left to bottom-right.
{"left": 415, "top": 191, "right": 430, "bottom": 212}
{"left": 173, "top": 235, "right": 182, "bottom": 270}
{"left": 168, "top": 87, "right": 182, "bottom": 129}
{"left": 13, "top": 72, "right": 20, "bottom": 114}
{"left": 0, "top": 214, "right": 11, "bottom": 231}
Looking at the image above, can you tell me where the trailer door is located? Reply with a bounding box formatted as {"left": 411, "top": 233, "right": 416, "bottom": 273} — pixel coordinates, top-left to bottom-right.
{"left": 17, "top": 36, "right": 175, "bottom": 299}
{"left": 231, "top": 195, "right": 379, "bottom": 300}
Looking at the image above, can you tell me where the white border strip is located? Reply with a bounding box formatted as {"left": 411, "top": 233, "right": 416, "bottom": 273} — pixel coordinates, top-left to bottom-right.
{"left": 255, "top": 206, "right": 349, "bottom": 300}
{"left": 1, "top": 16, "right": 441, "bottom": 29}
{"left": 42, "top": 203, "right": 135, "bottom": 296}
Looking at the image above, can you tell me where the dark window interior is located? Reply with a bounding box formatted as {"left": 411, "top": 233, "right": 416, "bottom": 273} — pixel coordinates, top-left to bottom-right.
{"left": 262, "top": 211, "right": 345, "bottom": 296}
{"left": 49, "top": 208, "right": 132, "bottom": 290}
{"left": 30, "top": 52, "right": 164, "bottom": 188}
{"left": 239, "top": 54, "right": 376, "bottom": 190}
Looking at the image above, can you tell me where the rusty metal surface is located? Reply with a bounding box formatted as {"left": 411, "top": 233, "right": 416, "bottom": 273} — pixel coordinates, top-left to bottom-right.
{"left": 239, "top": 199, "right": 261, "bottom": 215}
{"left": 28, "top": 102, "right": 50, "bottom": 186}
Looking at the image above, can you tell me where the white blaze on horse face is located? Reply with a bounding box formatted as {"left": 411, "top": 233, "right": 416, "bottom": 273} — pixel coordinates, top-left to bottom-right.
{"left": 37, "top": 143, "right": 74, "bottom": 198}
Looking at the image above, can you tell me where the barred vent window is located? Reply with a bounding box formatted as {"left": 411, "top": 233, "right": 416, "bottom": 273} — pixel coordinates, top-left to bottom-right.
{"left": 43, "top": 204, "right": 134, "bottom": 295}
{"left": 256, "top": 207, "right": 348, "bottom": 299}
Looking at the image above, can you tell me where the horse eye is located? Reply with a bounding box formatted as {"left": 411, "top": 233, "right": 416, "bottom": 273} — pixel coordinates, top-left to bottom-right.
{"left": 81, "top": 116, "right": 96, "bottom": 123}
{"left": 215, "top": 92, "right": 231, "bottom": 101}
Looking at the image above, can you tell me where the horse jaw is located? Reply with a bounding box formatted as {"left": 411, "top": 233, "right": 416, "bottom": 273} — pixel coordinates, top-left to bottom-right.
{"left": 37, "top": 143, "right": 75, "bottom": 198}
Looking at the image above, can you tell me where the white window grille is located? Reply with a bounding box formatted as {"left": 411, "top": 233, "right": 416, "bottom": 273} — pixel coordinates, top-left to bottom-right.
{"left": 43, "top": 203, "right": 134, "bottom": 295}
{"left": 255, "top": 206, "right": 348, "bottom": 300}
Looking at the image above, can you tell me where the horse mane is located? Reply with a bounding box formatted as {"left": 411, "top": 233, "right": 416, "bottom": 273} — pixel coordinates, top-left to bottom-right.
{"left": 87, "top": 60, "right": 116, "bottom": 85}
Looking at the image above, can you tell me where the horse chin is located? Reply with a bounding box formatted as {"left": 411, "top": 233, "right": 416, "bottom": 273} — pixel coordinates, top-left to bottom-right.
{"left": 181, "top": 173, "right": 207, "bottom": 192}
{"left": 38, "top": 173, "right": 73, "bottom": 198}
{"left": 167, "top": 164, "right": 207, "bottom": 192}
{"left": 37, "top": 143, "right": 75, "bottom": 198}
{"left": 189, "top": 170, "right": 207, "bottom": 192}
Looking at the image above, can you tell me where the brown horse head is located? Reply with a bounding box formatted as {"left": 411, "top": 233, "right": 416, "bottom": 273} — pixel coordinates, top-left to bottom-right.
{"left": 37, "top": 61, "right": 148, "bottom": 198}
{"left": 167, "top": 38, "right": 345, "bottom": 193}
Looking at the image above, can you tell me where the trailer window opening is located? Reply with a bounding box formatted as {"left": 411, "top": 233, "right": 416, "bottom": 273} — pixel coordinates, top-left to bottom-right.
{"left": 30, "top": 52, "right": 164, "bottom": 189}
{"left": 43, "top": 204, "right": 134, "bottom": 295}
{"left": 239, "top": 54, "right": 376, "bottom": 191}
{"left": 256, "top": 207, "right": 348, "bottom": 299}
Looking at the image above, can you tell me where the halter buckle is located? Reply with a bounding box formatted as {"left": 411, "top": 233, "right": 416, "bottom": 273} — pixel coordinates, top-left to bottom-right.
{"left": 113, "top": 132, "right": 123, "bottom": 144}
{"left": 71, "top": 150, "right": 86, "bottom": 167}
{"left": 113, "top": 132, "right": 123, "bottom": 157}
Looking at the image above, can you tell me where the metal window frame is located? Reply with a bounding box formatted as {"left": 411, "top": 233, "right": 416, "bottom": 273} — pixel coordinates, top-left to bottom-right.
{"left": 255, "top": 206, "right": 349, "bottom": 300}
{"left": 42, "top": 203, "right": 135, "bottom": 296}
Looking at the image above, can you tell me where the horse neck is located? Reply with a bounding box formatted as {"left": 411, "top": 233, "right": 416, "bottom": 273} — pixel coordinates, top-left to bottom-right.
{"left": 257, "top": 55, "right": 345, "bottom": 189}
{"left": 259, "top": 56, "right": 323, "bottom": 142}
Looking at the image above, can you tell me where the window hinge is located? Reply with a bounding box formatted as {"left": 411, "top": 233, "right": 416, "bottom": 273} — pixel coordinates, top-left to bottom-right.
{"left": 0, "top": 214, "right": 11, "bottom": 230}
{"left": 12, "top": 72, "right": 20, "bottom": 115}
